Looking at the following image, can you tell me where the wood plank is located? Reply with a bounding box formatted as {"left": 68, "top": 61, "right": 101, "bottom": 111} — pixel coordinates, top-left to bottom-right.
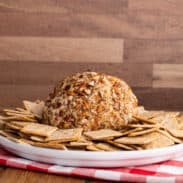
{"left": 134, "top": 87, "right": 183, "bottom": 111}
{"left": 124, "top": 39, "right": 183, "bottom": 63}
{"left": 0, "top": 11, "right": 165, "bottom": 39}
{"left": 0, "top": 168, "right": 28, "bottom": 183}
{"left": 0, "top": 37, "right": 123, "bottom": 63}
{"left": 129, "top": 0, "right": 183, "bottom": 16}
{"left": 153, "top": 64, "right": 183, "bottom": 88}
{"left": 0, "top": 61, "right": 152, "bottom": 87}
{"left": 0, "top": 85, "right": 53, "bottom": 109}
{"left": 0, "top": 167, "right": 85, "bottom": 183}
{"left": 0, "top": 0, "right": 127, "bottom": 14}
{"left": 0, "top": 85, "right": 182, "bottom": 111}
{"left": 1, "top": 5, "right": 183, "bottom": 39}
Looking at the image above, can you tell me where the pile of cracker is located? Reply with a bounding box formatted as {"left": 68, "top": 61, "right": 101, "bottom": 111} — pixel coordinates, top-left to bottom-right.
{"left": 0, "top": 101, "right": 183, "bottom": 151}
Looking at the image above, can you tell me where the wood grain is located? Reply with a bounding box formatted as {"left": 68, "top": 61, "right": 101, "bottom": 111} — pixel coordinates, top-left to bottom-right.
{"left": 124, "top": 39, "right": 183, "bottom": 63}
{"left": 153, "top": 64, "right": 183, "bottom": 88}
{"left": 129, "top": 0, "right": 183, "bottom": 16}
{"left": 0, "top": 168, "right": 85, "bottom": 183}
{"left": 0, "top": 61, "right": 152, "bottom": 87}
{"left": 0, "top": 11, "right": 165, "bottom": 39}
{"left": 134, "top": 87, "right": 183, "bottom": 111}
{"left": 0, "top": 85, "right": 53, "bottom": 108}
{"left": 1, "top": 2, "right": 183, "bottom": 39}
{"left": 0, "top": 37, "right": 123, "bottom": 63}
{"left": 0, "top": 0, "right": 127, "bottom": 14}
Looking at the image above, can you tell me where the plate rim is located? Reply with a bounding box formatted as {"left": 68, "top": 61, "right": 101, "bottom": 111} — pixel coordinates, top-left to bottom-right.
{"left": 1, "top": 135, "right": 183, "bottom": 161}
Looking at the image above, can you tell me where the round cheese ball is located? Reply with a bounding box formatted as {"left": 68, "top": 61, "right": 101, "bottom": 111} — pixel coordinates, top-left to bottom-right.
{"left": 43, "top": 72, "right": 138, "bottom": 131}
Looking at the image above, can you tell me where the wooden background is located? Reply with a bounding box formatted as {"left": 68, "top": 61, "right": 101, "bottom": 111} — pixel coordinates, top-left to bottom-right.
{"left": 0, "top": 1, "right": 183, "bottom": 182}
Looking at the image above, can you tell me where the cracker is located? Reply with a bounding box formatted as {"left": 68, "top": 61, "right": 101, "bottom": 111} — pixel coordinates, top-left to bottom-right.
{"left": 127, "top": 124, "right": 160, "bottom": 128}
{"left": 0, "top": 115, "right": 37, "bottom": 122}
{"left": 33, "top": 142, "right": 67, "bottom": 150}
{"left": 23, "top": 100, "right": 44, "bottom": 117}
{"left": 135, "top": 111, "right": 164, "bottom": 120}
{"left": 78, "top": 135, "right": 91, "bottom": 142}
{"left": 5, "top": 123, "right": 22, "bottom": 130}
{"left": 106, "top": 140, "right": 134, "bottom": 150}
{"left": 143, "top": 132, "right": 174, "bottom": 149}
{"left": 114, "top": 132, "right": 157, "bottom": 145}
{"left": 30, "top": 136, "right": 46, "bottom": 142}
{"left": 86, "top": 145, "right": 101, "bottom": 151}
{"left": 95, "top": 142, "right": 121, "bottom": 151}
{"left": 132, "top": 115, "right": 157, "bottom": 124}
{"left": 128, "top": 128, "right": 158, "bottom": 137}
{"left": 166, "top": 111, "right": 180, "bottom": 118}
{"left": 135, "top": 106, "right": 146, "bottom": 115}
{"left": 129, "top": 144, "right": 143, "bottom": 150}
{"left": 4, "top": 128, "right": 18, "bottom": 134}
{"left": 0, "top": 119, "right": 5, "bottom": 130}
{"left": 18, "top": 138, "right": 34, "bottom": 145}
{"left": 161, "top": 116, "right": 179, "bottom": 130}
{"left": 167, "top": 128, "right": 183, "bottom": 138}
{"left": 4, "top": 110, "right": 35, "bottom": 118}
{"left": 18, "top": 132, "right": 30, "bottom": 139}
{"left": 157, "top": 129, "right": 182, "bottom": 144}
{"left": 21, "top": 123, "right": 57, "bottom": 137}
{"left": 68, "top": 141, "right": 93, "bottom": 147}
{"left": 120, "top": 127, "right": 144, "bottom": 136}
{"left": 10, "top": 121, "right": 30, "bottom": 128}
{"left": 16, "top": 108, "right": 29, "bottom": 112}
{"left": 84, "top": 129, "right": 122, "bottom": 140}
{"left": 46, "top": 128, "right": 83, "bottom": 142}
{"left": 0, "top": 130, "right": 20, "bottom": 142}
{"left": 177, "top": 115, "right": 183, "bottom": 129}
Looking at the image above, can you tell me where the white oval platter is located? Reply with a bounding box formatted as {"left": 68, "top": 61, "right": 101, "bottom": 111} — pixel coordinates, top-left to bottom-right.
{"left": 1, "top": 135, "right": 183, "bottom": 167}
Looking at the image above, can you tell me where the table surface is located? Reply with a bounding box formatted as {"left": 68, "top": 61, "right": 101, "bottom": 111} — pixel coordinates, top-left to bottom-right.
{"left": 0, "top": 166, "right": 106, "bottom": 183}
{"left": 0, "top": 0, "right": 183, "bottom": 182}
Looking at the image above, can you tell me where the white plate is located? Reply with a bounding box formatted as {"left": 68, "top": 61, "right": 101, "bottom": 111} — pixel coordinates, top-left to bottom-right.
{"left": 1, "top": 135, "right": 183, "bottom": 167}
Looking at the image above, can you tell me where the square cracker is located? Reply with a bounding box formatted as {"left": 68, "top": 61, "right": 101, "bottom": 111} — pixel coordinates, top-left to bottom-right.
{"left": 30, "top": 136, "right": 46, "bottom": 142}
{"left": 167, "top": 128, "right": 183, "bottom": 138}
{"left": 5, "top": 111, "right": 35, "bottom": 118}
{"left": 132, "top": 115, "right": 157, "bottom": 124}
{"left": 11, "top": 121, "right": 30, "bottom": 128}
{"left": 0, "top": 119, "right": 5, "bottom": 130}
{"left": 46, "top": 128, "right": 83, "bottom": 142}
{"left": 160, "top": 116, "right": 179, "bottom": 129}
{"left": 23, "top": 100, "right": 44, "bottom": 117}
{"left": 157, "top": 129, "right": 182, "bottom": 144}
{"left": 106, "top": 140, "right": 134, "bottom": 150}
{"left": 95, "top": 142, "right": 121, "bottom": 151}
{"left": 143, "top": 132, "right": 174, "bottom": 149}
{"left": 68, "top": 141, "right": 93, "bottom": 147}
{"left": 128, "top": 128, "right": 158, "bottom": 137}
{"left": 86, "top": 145, "right": 101, "bottom": 151}
{"left": 0, "top": 130, "right": 20, "bottom": 143}
{"left": 114, "top": 132, "right": 157, "bottom": 145}
{"left": 139, "top": 111, "right": 165, "bottom": 119}
{"left": 5, "top": 123, "right": 22, "bottom": 130}
{"left": 84, "top": 129, "right": 122, "bottom": 140}
{"left": 0, "top": 115, "right": 37, "bottom": 122}
{"left": 20, "top": 123, "right": 57, "bottom": 137}
{"left": 33, "top": 142, "right": 67, "bottom": 150}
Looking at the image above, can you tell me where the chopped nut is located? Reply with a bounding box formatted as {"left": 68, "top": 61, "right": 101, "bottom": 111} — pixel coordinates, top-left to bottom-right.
{"left": 43, "top": 72, "right": 138, "bottom": 131}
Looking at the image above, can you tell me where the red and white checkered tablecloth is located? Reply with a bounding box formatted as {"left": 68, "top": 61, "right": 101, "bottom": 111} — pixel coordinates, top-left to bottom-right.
{"left": 1, "top": 147, "right": 183, "bottom": 183}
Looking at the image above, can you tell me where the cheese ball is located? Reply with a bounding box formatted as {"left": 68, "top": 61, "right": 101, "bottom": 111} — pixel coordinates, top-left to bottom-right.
{"left": 42, "top": 72, "right": 138, "bottom": 131}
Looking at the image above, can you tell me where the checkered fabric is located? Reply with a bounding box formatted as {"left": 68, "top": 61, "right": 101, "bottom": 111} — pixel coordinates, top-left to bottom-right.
{"left": 1, "top": 147, "right": 183, "bottom": 182}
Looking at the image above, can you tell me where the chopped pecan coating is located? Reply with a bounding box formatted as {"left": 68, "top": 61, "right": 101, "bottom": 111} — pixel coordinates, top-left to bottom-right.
{"left": 43, "top": 72, "right": 138, "bottom": 131}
